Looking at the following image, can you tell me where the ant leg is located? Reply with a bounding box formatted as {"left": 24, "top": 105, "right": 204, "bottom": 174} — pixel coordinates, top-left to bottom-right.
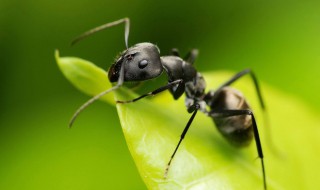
{"left": 164, "top": 104, "right": 200, "bottom": 178}
{"left": 216, "top": 69, "right": 265, "bottom": 109}
{"left": 116, "top": 79, "right": 183, "bottom": 104}
{"left": 210, "top": 109, "right": 267, "bottom": 190}
{"left": 216, "top": 69, "right": 280, "bottom": 157}
{"left": 171, "top": 48, "right": 198, "bottom": 64}
{"left": 171, "top": 48, "right": 180, "bottom": 56}
{"left": 184, "top": 49, "right": 199, "bottom": 65}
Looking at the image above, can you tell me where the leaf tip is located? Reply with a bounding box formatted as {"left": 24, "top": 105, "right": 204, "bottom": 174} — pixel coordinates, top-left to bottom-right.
{"left": 54, "top": 49, "right": 60, "bottom": 60}
{"left": 54, "top": 49, "right": 62, "bottom": 69}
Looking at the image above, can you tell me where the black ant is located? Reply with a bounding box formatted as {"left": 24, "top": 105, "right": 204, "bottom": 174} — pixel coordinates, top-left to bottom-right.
{"left": 70, "top": 18, "right": 267, "bottom": 190}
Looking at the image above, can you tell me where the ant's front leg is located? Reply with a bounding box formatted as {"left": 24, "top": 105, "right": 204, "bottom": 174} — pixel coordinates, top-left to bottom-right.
{"left": 116, "top": 79, "right": 183, "bottom": 104}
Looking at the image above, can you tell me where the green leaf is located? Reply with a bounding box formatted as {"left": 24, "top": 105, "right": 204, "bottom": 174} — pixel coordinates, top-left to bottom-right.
{"left": 55, "top": 50, "right": 114, "bottom": 104}
{"left": 55, "top": 51, "right": 320, "bottom": 189}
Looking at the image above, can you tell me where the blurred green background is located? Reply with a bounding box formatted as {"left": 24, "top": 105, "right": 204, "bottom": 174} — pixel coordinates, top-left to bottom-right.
{"left": 1, "top": 0, "right": 319, "bottom": 189}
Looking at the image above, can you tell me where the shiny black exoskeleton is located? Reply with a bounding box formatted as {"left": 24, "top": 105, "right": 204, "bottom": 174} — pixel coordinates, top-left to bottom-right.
{"left": 70, "top": 18, "right": 267, "bottom": 190}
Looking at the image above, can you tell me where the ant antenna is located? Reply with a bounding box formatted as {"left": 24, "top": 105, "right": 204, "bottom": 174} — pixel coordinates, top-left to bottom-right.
{"left": 71, "top": 18, "right": 130, "bottom": 49}
{"left": 69, "top": 18, "right": 130, "bottom": 128}
{"left": 69, "top": 54, "right": 125, "bottom": 128}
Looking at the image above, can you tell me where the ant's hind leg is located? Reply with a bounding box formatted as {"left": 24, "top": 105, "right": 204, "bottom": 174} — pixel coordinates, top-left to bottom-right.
{"left": 211, "top": 109, "right": 267, "bottom": 190}
{"left": 215, "top": 69, "right": 281, "bottom": 157}
{"left": 216, "top": 69, "right": 265, "bottom": 109}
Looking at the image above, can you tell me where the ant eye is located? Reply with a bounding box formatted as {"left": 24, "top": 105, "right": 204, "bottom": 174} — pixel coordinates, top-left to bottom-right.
{"left": 138, "top": 59, "right": 148, "bottom": 69}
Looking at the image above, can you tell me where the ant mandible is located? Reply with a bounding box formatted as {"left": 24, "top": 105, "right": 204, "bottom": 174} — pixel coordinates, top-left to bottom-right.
{"left": 70, "top": 18, "right": 267, "bottom": 190}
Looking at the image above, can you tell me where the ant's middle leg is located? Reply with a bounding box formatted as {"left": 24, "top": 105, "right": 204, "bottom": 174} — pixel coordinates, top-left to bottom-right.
{"left": 164, "top": 103, "right": 200, "bottom": 178}
{"left": 184, "top": 49, "right": 199, "bottom": 65}
{"left": 171, "top": 48, "right": 199, "bottom": 65}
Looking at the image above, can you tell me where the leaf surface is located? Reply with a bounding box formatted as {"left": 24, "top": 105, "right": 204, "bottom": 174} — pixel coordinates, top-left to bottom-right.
{"left": 56, "top": 51, "right": 320, "bottom": 190}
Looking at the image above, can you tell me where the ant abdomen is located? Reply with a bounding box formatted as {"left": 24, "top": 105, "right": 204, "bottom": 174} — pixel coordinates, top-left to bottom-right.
{"left": 209, "top": 87, "right": 254, "bottom": 147}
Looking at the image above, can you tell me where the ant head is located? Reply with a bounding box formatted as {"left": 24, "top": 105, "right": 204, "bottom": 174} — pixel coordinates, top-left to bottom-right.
{"left": 108, "top": 42, "right": 163, "bottom": 82}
